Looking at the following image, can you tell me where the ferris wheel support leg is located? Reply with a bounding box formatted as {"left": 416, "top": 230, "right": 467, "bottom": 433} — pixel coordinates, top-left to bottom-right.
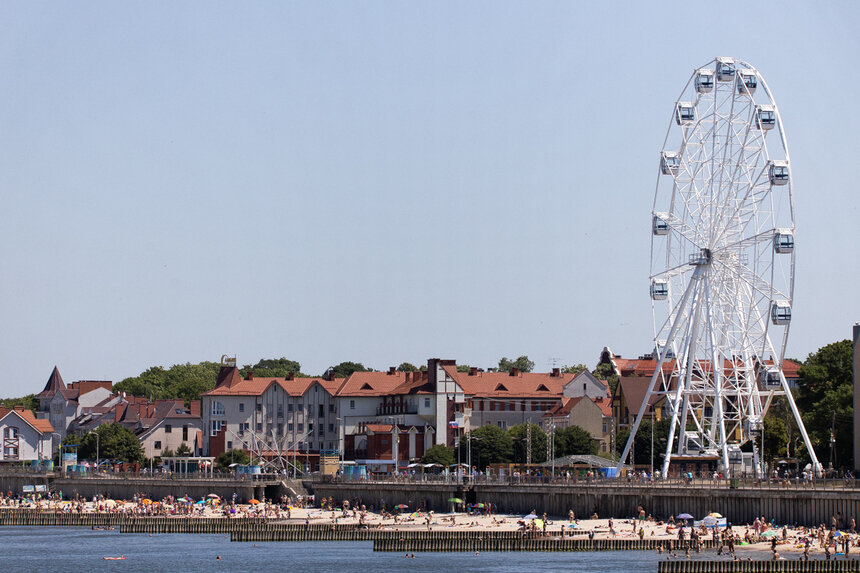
{"left": 615, "top": 265, "right": 702, "bottom": 478}
{"left": 779, "top": 370, "right": 824, "bottom": 477}
{"left": 704, "top": 275, "right": 731, "bottom": 474}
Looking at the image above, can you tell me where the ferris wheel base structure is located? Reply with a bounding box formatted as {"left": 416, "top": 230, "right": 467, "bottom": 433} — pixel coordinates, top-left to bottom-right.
{"left": 616, "top": 57, "right": 823, "bottom": 479}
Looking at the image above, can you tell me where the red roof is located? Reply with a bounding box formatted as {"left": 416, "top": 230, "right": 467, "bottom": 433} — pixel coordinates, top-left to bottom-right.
{"left": 0, "top": 407, "right": 54, "bottom": 434}
{"left": 334, "top": 371, "right": 413, "bottom": 397}
{"left": 204, "top": 372, "right": 343, "bottom": 397}
{"left": 36, "top": 366, "right": 66, "bottom": 398}
{"left": 443, "top": 366, "right": 572, "bottom": 398}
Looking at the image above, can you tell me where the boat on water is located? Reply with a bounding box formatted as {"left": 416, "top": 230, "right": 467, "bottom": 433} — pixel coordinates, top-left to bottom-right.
{"left": 103, "top": 556, "right": 126, "bottom": 560}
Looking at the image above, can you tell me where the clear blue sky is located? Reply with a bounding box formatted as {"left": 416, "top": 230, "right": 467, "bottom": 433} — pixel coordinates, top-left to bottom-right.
{"left": 1, "top": 2, "right": 857, "bottom": 397}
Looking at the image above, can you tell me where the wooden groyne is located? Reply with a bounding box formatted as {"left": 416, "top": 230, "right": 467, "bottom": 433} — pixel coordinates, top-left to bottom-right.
{"left": 230, "top": 526, "right": 587, "bottom": 543}
{"left": 373, "top": 536, "right": 719, "bottom": 552}
{"left": 658, "top": 560, "right": 860, "bottom": 572}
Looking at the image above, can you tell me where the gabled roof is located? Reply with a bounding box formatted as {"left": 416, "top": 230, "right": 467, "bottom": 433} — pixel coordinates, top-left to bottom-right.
{"left": 0, "top": 407, "right": 54, "bottom": 434}
{"left": 442, "top": 366, "right": 573, "bottom": 398}
{"left": 615, "top": 376, "right": 667, "bottom": 415}
{"left": 334, "top": 371, "right": 411, "bottom": 397}
{"left": 36, "top": 366, "right": 66, "bottom": 398}
{"left": 204, "top": 372, "right": 343, "bottom": 398}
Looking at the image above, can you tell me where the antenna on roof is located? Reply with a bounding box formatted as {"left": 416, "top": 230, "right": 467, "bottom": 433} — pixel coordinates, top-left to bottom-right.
{"left": 548, "top": 357, "right": 562, "bottom": 370}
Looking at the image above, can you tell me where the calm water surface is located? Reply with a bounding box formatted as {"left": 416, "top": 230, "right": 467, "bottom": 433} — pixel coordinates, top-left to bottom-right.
{"left": 0, "top": 526, "right": 735, "bottom": 572}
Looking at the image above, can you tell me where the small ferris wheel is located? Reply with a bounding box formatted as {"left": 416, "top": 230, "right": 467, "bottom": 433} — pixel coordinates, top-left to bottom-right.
{"left": 617, "top": 57, "right": 822, "bottom": 478}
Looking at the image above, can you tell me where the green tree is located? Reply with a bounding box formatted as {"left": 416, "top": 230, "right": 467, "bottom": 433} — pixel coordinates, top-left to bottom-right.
{"left": 0, "top": 394, "right": 39, "bottom": 414}
{"left": 508, "top": 422, "right": 547, "bottom": 464}
{"left": 592, "top": 363, "right": 620, "bottom": 394}
{"left": 175, "top": 442, "right": 192, "bottom": 456}
{"left": 75, "top": 424, "right": 144, "bottom": 464}
{"left": 217, "top": 448, "right": 250, "bottom": 471}
{"left": 240, "top": 357, "right": 303, "bottom": 378}
{"left": 460, "top": 425, "right": 513, "bottom": 466}
{"left": 328, "top": 362, "right": 372, "bottom": 378}
{"left": 796, "top": 340, "right": 854, "bottom": 469}
{"left": 114, "top": 361, "right": 223, "bottom": 403}
{"left": 397, "top": 362, "right": 418, "bottom": 372}
{"left": 498, "top": 356, "right": 535, "bottom": 373}
{"left": 615, "top": 418, "right": 674, "bottom": 467}
{"left": 553, "top": 425, "right": 597, "bottom": 456}
{"left": 456, "top": 364, "right": 472, "bottom": 373}
{"left": 421, "top": 444, "right": 455, "bottom": 467}
{"left": 562, "top": 364, "right": 588, "bottom": 375}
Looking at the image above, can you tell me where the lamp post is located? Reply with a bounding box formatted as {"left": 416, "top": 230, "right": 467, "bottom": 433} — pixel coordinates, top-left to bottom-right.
{"left": 336, "top": 416, "right": 344, "bottom": 474}
{"left": 51, "top": 432, "right": 61, "bottom": 470}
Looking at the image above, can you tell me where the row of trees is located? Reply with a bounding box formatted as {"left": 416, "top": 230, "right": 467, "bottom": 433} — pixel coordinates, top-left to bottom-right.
{"left": 421, "top": 422, "right": 597, "bottom": 469}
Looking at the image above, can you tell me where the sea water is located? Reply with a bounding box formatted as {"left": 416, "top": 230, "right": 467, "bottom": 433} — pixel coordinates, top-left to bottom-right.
{"left": 0, "top": 527, "right": 756, "bottom": 572}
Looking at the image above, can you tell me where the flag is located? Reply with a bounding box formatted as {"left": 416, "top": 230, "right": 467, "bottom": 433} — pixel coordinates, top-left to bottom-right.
{"left": 449, "top": 421, "right": 459, "bottom": 428}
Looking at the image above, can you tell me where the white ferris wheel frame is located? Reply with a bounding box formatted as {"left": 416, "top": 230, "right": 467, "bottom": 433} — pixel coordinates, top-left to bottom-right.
{"left": 615, "top": 57, "right": 822, "bottom": 478}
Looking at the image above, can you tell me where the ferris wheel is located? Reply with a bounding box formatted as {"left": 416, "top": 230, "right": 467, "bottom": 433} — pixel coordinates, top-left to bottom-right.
{"left": 616, "top": 57, "right": 822, "bottom": 478}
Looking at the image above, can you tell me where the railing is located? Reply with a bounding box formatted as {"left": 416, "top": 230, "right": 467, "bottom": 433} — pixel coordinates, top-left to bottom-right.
{"left": 0, "top": 469, "right": 282, "bottom": 483}
{"left": 308, "top": 473, "right": 860, "bottom": 491}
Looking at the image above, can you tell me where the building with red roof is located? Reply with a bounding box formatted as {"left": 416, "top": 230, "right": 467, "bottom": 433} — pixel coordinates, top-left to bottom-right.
{"left": 0, "top": 406, "right": 55, "bottom": 462}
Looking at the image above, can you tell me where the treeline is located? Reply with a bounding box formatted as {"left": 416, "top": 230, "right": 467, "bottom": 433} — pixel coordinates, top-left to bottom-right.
{"left": 422, "top": 422, "right": 600, "bottom": 468}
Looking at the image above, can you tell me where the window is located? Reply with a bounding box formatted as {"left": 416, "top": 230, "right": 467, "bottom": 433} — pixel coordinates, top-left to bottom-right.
{"left": 350, "top": 400, "right": 355, "bottom": 410}
{"left": 182, "top": 425, "right": 188, "bottom": 441}
{"left": 424, "top": 398, "right": 430, "bottom": 408}
{"left": 256, "top": 423, "right": 262, "bottom": 432}
{"left": 328, "top": 404, "right": 335, "bottom": 413}
{"left": 298, "top": 423, "right": 303, "bottom": 432}
{"left": 4, "top": 446, "right": 18, "bottom": 458}
{"left": 318, "top": 404, "right": 324, "bottom": 417}
{"left": 256, "top": 403, "right": 262, "bottom": 412}
{"left": 277, "top": 405, "right": 283, "bottom": 417}
{"left": 328, "top": 424, "right": 334, "bottom": 432}
{"left": 497, "top": 421, "right": 506, "bottom": 429}
{"left": 288, "top": 423, "right": 293, "bottom": 432}
{"left": 277, "top": 423, "right": 283, "bottom": 435}
{"left": 239, "top": 403, "right": 245, "bottom": 413}
{"left": 288, "top": 402, "right": 293, "bottom": 412}
{"left": 308, "top": 423, "right": 314, "bottom": 436}
{"left": 210, "top": 420, "right": 223, "bottom": 436}
{"left": 227, "top": 441, "right": 233, "bottom": 450}
{"left": 154, "top": 441, "right": 162, "bottom": 450}
{"left": 328, "top": 442, "right": 333, "bottom": 450}
{"left": 295, "top": 403, "right": 302, "bottom": 413}
{"left": 211, "top": 401, "right": 225, "bottom": 416}
{"left": 4, "top": 427, "right": 18, "bottom": 439}
{"left": 165, "top": 425, "right": 172, "bottom": 433}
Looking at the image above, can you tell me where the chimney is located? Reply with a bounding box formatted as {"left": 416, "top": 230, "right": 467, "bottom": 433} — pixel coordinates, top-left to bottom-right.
{"left": 469, "top": 367, "right": 477, "bottom": 376}
{"left": 13, "top": 405, "right": 24, "bottom": 411}
{"left": 286, "top": 372, "right": 294, "bottom": 381}
{"left": 189, "top": 401, "right": 201, "bottom": 417}
{"left": 510, "top": 368, "right": 519, "bottom": 376}
{"left": 388, "top": 367, "right": 396, "bottom": 375}
{"left": 246, "top": 371, "right": 254, "bottom": 380}
{"left": 552, "top": 368, "right": 560, "bottom": 377}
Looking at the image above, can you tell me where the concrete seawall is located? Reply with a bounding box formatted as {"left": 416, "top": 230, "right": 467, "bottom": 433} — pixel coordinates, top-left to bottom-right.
{"left": 0, "top": 472, "right": 306, "bottom": 502}
{"left": 308, "top": 482, "right": 860, "bottom": 526}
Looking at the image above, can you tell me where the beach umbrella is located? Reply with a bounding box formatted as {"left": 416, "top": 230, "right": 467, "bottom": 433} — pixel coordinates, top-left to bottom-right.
{"left": 473, "top": 503, "right": 486, "bottom": 508}
{"left": 248, "top": 499, "right": 260, "bottom": 505}
{"left": 141, "top": 499, "right": 153, "bottom": 505}
{"left": 395, "top": 504, "right": 409, "bottom": 509}
{"left": 702, "top": 516, "right": 718, "bottom": 526}
{"left": 194, "top": 500, "right": 205, "bottom": 505}
{"left": 523, "top": 513, "right": 539, "bottom": 520}
{"left": 834, "top": 531, "right": 846, "bottom": 537}
{"left": 207, "top": 494, "right": 220, "bottom": 499}
{"left": 707, "top": 512, "right": 724, "bottom": 518}
{"left": 447, "top": 498, "right": 464, "bottom": 504}
{"left": 178, "top": 496, "right": 192, "bottom": 503}
{"left": 410, "top": 512, "right": 421, "bottom": 518}
{"left": 761, "top": 530, "right": 778, "bottom": 538}
{"left": 676, "top": 513, "right": 694, "bottom": 520}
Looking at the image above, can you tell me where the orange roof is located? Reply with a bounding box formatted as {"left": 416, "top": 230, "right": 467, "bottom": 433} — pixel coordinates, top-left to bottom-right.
{"left": 612, "top": 354, "right": 802, "bottom": 379}
{"left": 443, "top": 366, "right": 572, "bottom": 398}
{"left": 204, "top": 375, "right": 343, "bottom": 397}
{"left": 0, "top": 407, "right": 54, "bottom": 434}
{"left": 334, "top": 371, "right": 413, "bottom": 397}
{"left": 364, "top": 423, "right": 395, "bottom": 433}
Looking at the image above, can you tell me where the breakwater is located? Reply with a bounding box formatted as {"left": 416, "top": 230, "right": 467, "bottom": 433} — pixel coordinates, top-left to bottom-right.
{"left": 658, "top": 561, "right": 860, "bottom": 572}
{"left": 309, "top": 482, "right": 860, "bottom": 526}
{"left": 372, "top": 537, "right": 718, "bottom": 552}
